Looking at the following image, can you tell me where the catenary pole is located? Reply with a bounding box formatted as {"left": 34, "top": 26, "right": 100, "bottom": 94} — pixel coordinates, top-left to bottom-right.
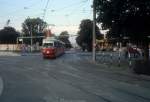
{"left": 92, "top": 0, "right": 96, "bottom": 62}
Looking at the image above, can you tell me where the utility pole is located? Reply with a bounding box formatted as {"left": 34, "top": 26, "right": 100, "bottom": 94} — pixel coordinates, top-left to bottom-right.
{"left": 30, "top": 27, "right": 33, "bottom": 52}
{"left": 92, "top": 0, "right": 96, "bottom": 62}
{"left": 5, "top": 19, "right": 10, "bottom": 27}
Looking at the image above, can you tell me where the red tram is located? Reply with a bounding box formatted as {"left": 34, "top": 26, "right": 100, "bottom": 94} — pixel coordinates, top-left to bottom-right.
{"left": 42, "top": 37, "right": 65, "bottom": 59}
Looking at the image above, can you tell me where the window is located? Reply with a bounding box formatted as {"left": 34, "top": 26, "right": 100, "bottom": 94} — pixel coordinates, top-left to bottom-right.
{"left": 43, "top": 43, "right": 53, "bottom": 48}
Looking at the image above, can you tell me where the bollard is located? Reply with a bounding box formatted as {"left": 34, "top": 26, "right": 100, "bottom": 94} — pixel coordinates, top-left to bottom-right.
{"left": 102, "top": 52, "right": 105, "bottom": 63}
{"left": 110, "top": 53, "right": 113, "bottom": 65}
{"left": 128, "top": 52, "right": 132, "bottom": 68}
{"left": 118, "top": 51, "right": 121, "bottom": 67}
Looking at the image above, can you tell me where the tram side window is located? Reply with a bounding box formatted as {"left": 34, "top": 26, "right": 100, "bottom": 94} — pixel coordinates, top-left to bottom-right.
{"left": 43, "top": 43, "right": 53, "bottom": 48}
{"left": 54, "top": 41, "right": 64, "bottom": 48}
{"left": 58, "top": 42, "right": 61, "bottom": 47}
{"left": 54, "top": 42, "right": 58, "bottom": 47}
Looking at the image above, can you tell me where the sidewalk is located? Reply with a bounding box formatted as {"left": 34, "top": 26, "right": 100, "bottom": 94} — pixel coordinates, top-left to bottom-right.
{"left": 93, "top": 60, "right": 150, "bottom": 81}
{"left": 74, "top": 51, "right": 150, "bottom": 80}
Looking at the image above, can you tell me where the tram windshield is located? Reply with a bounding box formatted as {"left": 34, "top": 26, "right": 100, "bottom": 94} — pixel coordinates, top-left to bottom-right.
{"left": 43, "top": 43, "right": 53, "bottom": 48}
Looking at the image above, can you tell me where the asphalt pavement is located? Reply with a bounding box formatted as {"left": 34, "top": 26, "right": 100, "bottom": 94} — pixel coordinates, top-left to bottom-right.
{"left": 0, "top": 51, "right": 149, "bottom": 102}
{"left": 0, "top": 77, "right": 3, "bottom": 96}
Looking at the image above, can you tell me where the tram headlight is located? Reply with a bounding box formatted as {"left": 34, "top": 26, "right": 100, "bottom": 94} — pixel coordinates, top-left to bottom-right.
{"left": 46, "top": 50, "right": 50, "bottom": 54}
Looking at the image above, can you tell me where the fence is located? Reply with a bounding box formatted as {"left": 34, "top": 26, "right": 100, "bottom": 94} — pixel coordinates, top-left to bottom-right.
{"left": 78, "top": 50, "right": 144, "bottom": 68}
{"left": 0, "top": 44, "right": 42, "bottom": 52}
{"left": 95, "top": 51, "right": 144, "bottom": 68}
{"left": 0, "top": 44, "right": 21, "bottom": 51}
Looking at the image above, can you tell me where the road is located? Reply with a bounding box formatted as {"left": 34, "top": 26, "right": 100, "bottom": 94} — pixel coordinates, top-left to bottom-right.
{"left": 0, "top": 52, "right": 150, "bottom": 102}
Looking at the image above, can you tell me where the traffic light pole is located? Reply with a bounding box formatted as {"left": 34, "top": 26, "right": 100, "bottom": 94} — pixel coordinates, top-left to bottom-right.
{"left": 92, "top": 0, "right": 96, "bottom": 62}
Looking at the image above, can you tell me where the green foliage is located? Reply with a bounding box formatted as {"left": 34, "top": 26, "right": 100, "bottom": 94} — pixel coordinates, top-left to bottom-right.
{"left": 95, "top": 0, "right": 150, "bottom": 60}
{"left": 22, "top": 17, "right": 47, "bottom": 35}
{"left": 22, "top": 17, "right": 47, "bottom": 44}
{"left": 0, "top": 27, "right": 19, "bottom": 44}
{"left": 59, "top": 31, "right": 69, "bottom": 39}
{"left": 95, "top": 0, "right": 150, "bottom": 41}
{"left": 58, "top": 31, "right": 72, "bottom": 48}
{"left": 76, "top": 19, "right": 102, "bottom": 52}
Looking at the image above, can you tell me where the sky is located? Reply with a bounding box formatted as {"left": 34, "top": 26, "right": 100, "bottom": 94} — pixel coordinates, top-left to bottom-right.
{"left": 0, "top": 0, "right": 93, "bottom": 35}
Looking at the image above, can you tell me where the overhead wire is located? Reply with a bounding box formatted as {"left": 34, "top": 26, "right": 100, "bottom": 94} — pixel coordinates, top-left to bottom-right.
{"left": 1, "top": 0, "right": 42, "bottom": 17}
{"left": 42, "top": 0, "right": 90, "bottom": 28}
{"left": 42, "top": 0, "right": 51, "bottom": 20}
{"left": 0, "top": 0, "right": 44, "bottom": 27}
{"left": 56, "top": 0, "right": 90, "bottom": 28}
{"left": 1, "top": 0, "right": 44, "bottom": 29}
{"left": 50, "top": 0, "right": 91, "bottom": 29}
{"left": 49, "top": 0, "right": 88, "bottom": 12}
{"left": 67, "top": 2, "right": 88, "bottom": 16}
{"left": 0, "top": 0, "right": 92, "bottom": 30}
{"left": 62, "top": 0, "right": 90, "bottom": 24}
{"left": 64, "top": 2, "right": 87, "bottom": 26}
{"left": 45, "top": 0, "right": 90, "bottom": 17}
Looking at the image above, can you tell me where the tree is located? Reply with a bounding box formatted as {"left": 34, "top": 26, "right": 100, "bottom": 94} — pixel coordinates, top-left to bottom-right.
{"left": 22, "top": 17, "right": 47, "bottom": 44}
{"left": 76, "top": 19, "right": 102, "bottom": 52}
{"left": 95, "top": 0, "right": 150, "bottom": 60}
{"left": 58, "top": 31, "right": 72, "bottom": 48}
{"left": 0, "top": 27, "right": 19, "bottom": 44}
